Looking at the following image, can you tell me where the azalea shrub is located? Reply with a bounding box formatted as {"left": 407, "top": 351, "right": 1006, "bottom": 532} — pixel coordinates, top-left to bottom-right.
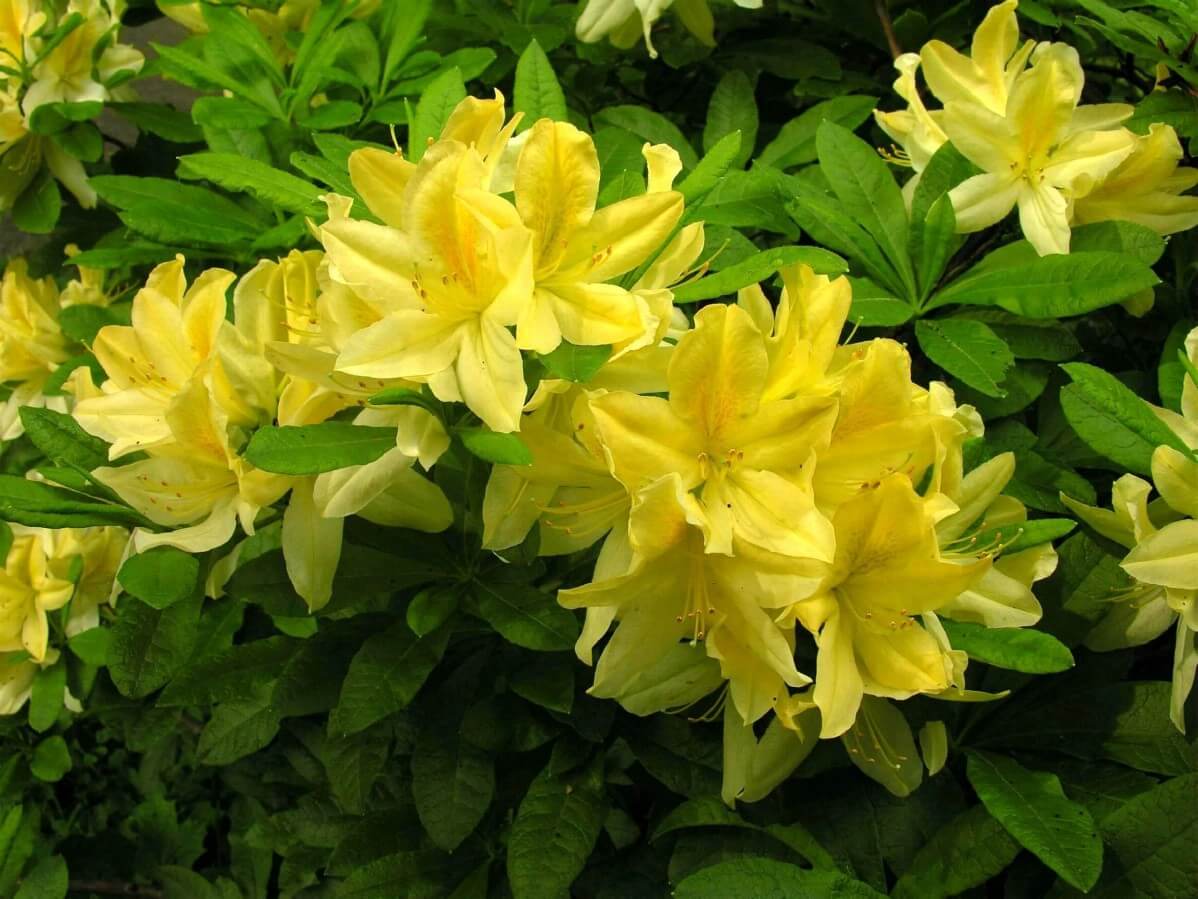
{"left": 0, "top": 0, "right": 1196, "bottom": 896}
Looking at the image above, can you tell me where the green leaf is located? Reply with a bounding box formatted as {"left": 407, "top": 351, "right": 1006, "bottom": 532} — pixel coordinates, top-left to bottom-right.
{"left": 965, "top": 751, "right": 1103, "bottom": 891}
{"left": 18, "top": 407, "right": 108, "bottom": 472}
{"left": 297, "top": 101, "right": 364, "bottom": 130}
{"left": 329, "top": 620, "right": 450, "bottom": 737}
{"left": 1088, "top": 773, "right": 1198, "bottom": 898}
{"left": 650, "top": 797, "right": 755, "bottom": 842}
{"left": 931, "top": 251, "right": 1159, "bottom": 317}
{"left": 538, "top": 342, "right": 612, "bottom": 383}
{"left": 594, "top": 105, "right": 698, "bottom": 168}
{"left": 111, "top": 102, "right": 202, "bottom": 143}
{"left": 30, "top": 736, "right": 71, "bottom": 783}
{"left": 334, "top": 850, "right": 469, "bottom": 899}
{"left": 117, "top": 547, "right": 200, "bottom": 610}
{"left": 703, "top": 71, "right": 757, "bottom": 169}
{"left": 787, "top": 193, "right": 902, "bottom": 292}
{"left": 976, "top": 681, "right": 1194, "bottom": 776}
{"left": 412, "top": 712, "right": 495, "bottom": 852}
{"left": 940, "top": 620, "right": 1073, "bottom": 673}
{"left": 955, "top": 311, "right": 1082, "bottom": 362}
{"left": 409, "top": 67, "right": 466, "bottom": 161}
{"left": 696, "top": 168, "right": 796, "bottom": 236}
{"left": 891, "top": 804, "right": 1020, "bottom": 899}
{"left": 510, "top": 654, "right": 574, "bottom": 715}
{"left": 244, "top": 423, "right": 397, "bottom": 475}
{"left": 190, "top": 96, "right": 274, "bottom": 130}
{"left": 846, "top": 277, "right": 915, "bottom": 326}
{"left": 51, "top": 122, "right": 102, "bottom": 162}
{"left": 406, "top": 585, "right": 459, "bottom": 637}
{"left": 471, "top": 582, "right": 579, "bottom": 651}
{"left": 67, "top": 627, "right": 110, "bottom": 666}
{"left": 673, "top": 246, "right": 847, "bottom": 303}
{"left": 456, "top": 428, "right": 533, "bottom": 465}
{"left": 26, "top": 98, "right": 99, "bottom": 135}
{"left": 14, "top": 854, "right": 67, "bottom": 899}
{"left": 0, "top": 476, "right": 149, "bottom": 529}
{"left": 91, "top": 174, "right": 263, "bottom": 246}
{"left": 27, "top": 664, "right": 64, "bottom": 733}
{"left": 380, "top": 0, "right": 431, "bottom": 87}
{"left": 514, "top": 39, "right": 566, "bottom": 127}
{"left": 323, "top": 726, "right": 391, "bottom": 816}
{"left": 675, "top": 858, "right": 886, "bottom": 898}
{"left": 912, "top": 194, "right": 957, "bottom": 300}
{"left": 56, "top": 302, "right": 129, "bottom": 343}
{"left": 158, "top": 636, "right": 296, "bottom": 707}
{"left": 968, "top": 517, "right": 1076, "bottom": 555}
{"left": 1060, "top": 362, "right": 1192, "bottom": 474}
{"left": 12, "top": 171, "right": 60, "bottom": 234}
{"left": 177, "top": 152, "right": 323, "bottom": 217}
{"left": 816, "top": 121, "right": 914, "bottom": 297}
{"left": 756, "top": 95, "right": 877, "bottom": 170}
{"left": 196, "top": 685, "right": 283, "bottom": 766}
{"left": 108, "top": 595, "right": 201, "bottom": 699}
{"left": 915, "top": 318, "right": 1014, "bottom": 398}
{"left": 507, "top": 760, "right": 607, "bottom": 899}
{"left": 909, "top": 142, "right": 977, "bottom": 226}
{"left": 678, "top": 130, "right": 742, "bottom": 207}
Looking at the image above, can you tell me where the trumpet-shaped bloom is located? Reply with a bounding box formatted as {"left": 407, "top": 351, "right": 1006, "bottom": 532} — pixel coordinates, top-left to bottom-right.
{"left": 791, "top": 475, "right": 989, "bottom": 738}
{"left": 75, "top": 257, "right": 276, "bottom": 458}
{"left": 326, "top": 141, "right": 534, "bottom": 432}
{"left": 513, "top": 119, "right": 683, "bottom": 354}
{"left": 944, "top": 43, "right": 1135, "bottom": 255}
{"left": 919, "top": 0, "right": 1034, "bottom": 115}
{"left": 874, "top": 53, "right": 948, "bottom": 175}
{"left": 576, "top": 0, "right": 763, "bottom": 57}
{"left": 1072, "top": 124, "right": 1198, "bottom": 236}
{"left": 559, "top": 473, "right": 822, "bottom": 726}
{"left": 590, "top": 302, "right": 837, "bottom": 559}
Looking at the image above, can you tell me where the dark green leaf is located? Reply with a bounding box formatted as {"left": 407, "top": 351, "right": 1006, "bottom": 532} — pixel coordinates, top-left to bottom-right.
{"left": 31, "top": 737, "right": 71, "bottom": 782}
{"left": 411, "top": 713, "right": 495, "bottom": 852}
{"left": 108, "top": 595, "right": 202, "bottom": 698}
{"left": 965, "top": 751, "right": 1103, "bottom": 891}
{"left": 0, "top": 476, "right": 149, "bottom": 529}
{"left": 196, "top": 685, "right": 283, "bottom": 765}
{"left": 756, "top": 95, "right": 877, "bottom": 170}
{"left": 14, "top": 854, "right": 67, "bottom": 899}
{"left": 507, "top": 760, "right": 607, "bottom": 899}
{"left": 891, "top": 804, "right": 1020, "bottom": 899}
{"left": 471, "top": 581, "right": 579, "bottom": 651}
{"left": 118, "top": 547, "right": 200, "bottom": 610}
{"left": 18, "top": 407, "right": 108, "bottom": 472}
{"left": 28, "top": 663, "right": 65, "bottom": 733}
{"left": 12, "top": 172, "right": 60, "bottom": 234}
{"left": 703, "top": 71, "right": 756, "bottom": 168}
{"left": 675, "top": 858, "right": 885, "bottom": 898}
{"left": 409, "top": 67, "right": 465, "bottom": 161}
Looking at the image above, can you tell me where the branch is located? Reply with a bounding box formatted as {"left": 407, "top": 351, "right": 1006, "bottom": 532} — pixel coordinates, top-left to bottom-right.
{"left": 875, "top": 0, "right": 902, "bottom": 60}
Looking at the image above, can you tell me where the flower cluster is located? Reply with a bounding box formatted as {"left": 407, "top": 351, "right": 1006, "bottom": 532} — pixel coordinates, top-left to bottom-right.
{"left": 485, "top": 264, "right": 1056, "bottom": 800}
{"left": 1063, "top": 327, "right": 1198, "bottom": 732}
{"left": 0, "top": 91, "right": 1058, "bottom": 798}
{"left": 874, "top": 0, "right": 1198, "bottom": 255}
{"left": 0, "top": 251, "right": 110, "bottom": 438}
{"left": 0, "top": 523, "right": 124, "bottom": 715}
{"left": 0, "top": 0, "right": 143, "bottom": 211}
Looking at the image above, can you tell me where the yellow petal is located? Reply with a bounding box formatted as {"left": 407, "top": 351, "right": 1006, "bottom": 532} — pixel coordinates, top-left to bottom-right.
{"left": 814, "top": 606, "right": 864, "bottom": 738}
{"left": 349, "top": 146, "right": 415, "bottom": 229}
{"left": 1152, "top": 446, "right": 1198, "bottom": 519}
{"left": 282, "top": 477, "right": 343, "bottom": 611}
{"left": 455, "top": 316, "right": 526, "bottom": 433}
{"left": 337, "top": 310, "right": 464, "bottom": 380}
{"left": 516, "top": 119, "right": 599, "bottom": 273}
{"left": 1122, "top": 519, "right": 1198, "bottom": 590}
{"left": 589, "top": 391, "right": 704, "bottom": 493}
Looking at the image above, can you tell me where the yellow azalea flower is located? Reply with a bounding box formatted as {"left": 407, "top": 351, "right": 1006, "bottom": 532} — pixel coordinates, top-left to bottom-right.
{"left": 936, "top": 453, "right": 1052, "bottom": 628}
{"left": 559, "top": 473, "right": 822, "bottom": 727}
{"left": 810, "top": 338, "right": 957, "bottom": 510}
{"left": 324, "top": 139, "right": 535, "bottom": 433}
{"left": 75, "top": 257, "right": 276, "bottom": 459}
{"left": 1072, "top": 123, "right": 1198, "bottom": 236}
{"left": 736, "top": 264, "right": 852, "bottom": 403}
{"left": 576, "top": 0, "right": 762, "bottom": 58}
{"left": 874, "top": 53, "right": 948, "bottom": 176}
{"left": 589, "top": 302, "right": 837, "bottom": 559}
{"left": 791, "top": 474, "right": 989, "bottom": 738}
{"left": 919, "top": 0, "right": 1034, "bottom": 115}
{"left": 513, "top": 119, "right": 683, "bottom": 354}
{"left": 0, "top": 257, "right": 75, "bottom": 440}
{"left": 943, "top": 43, "right": 1136, "bottom": 255}
{"left": 1061, "top": 470, "right": 1196, "bottom": 730}
{"left": 722, "top": 691, "right": 819, "bottom": 805}
{"left": 0, "top": 651, "right": 39, "bottom": 715}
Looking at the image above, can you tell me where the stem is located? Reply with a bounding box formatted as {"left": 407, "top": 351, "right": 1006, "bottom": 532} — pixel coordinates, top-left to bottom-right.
{"left": 874, "top": 0, "right": 902, "bottom": 60}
